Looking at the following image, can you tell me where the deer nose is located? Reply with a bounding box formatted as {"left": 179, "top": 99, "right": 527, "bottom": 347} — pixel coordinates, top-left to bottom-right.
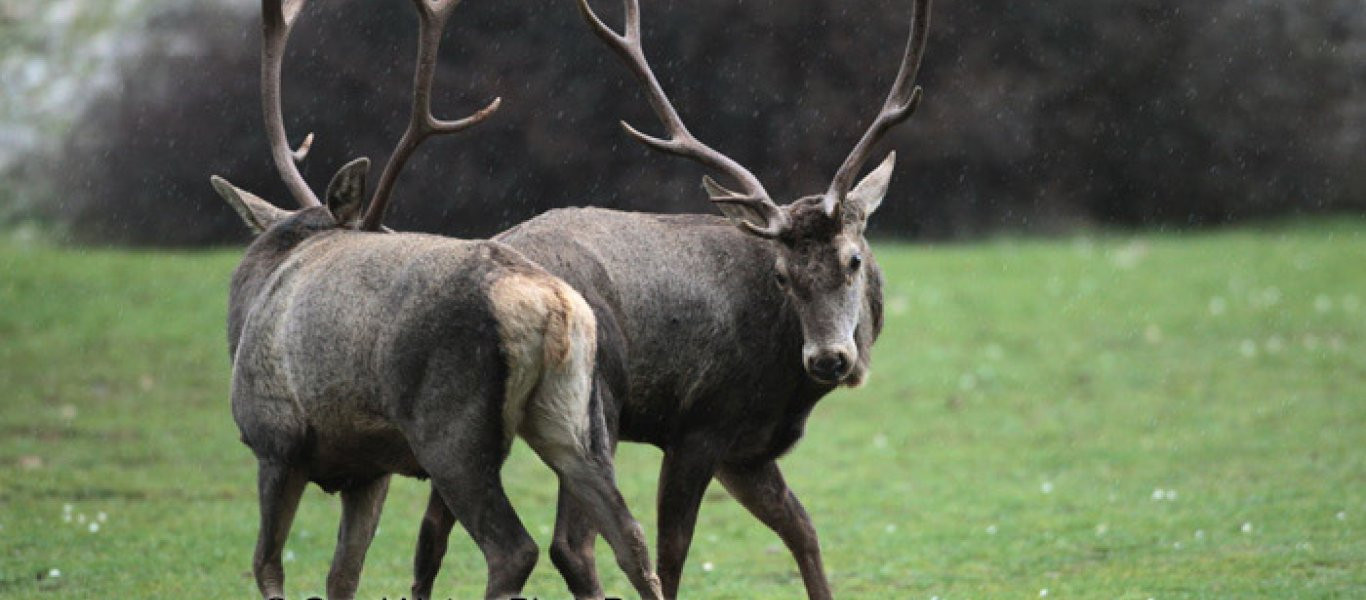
{"left": 805, "top": 350, "right": 852, "bottom": 384}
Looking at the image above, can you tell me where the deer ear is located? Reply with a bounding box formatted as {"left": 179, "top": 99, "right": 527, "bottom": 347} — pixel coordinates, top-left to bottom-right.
{"left": 704, "top": 175, "right": 777, "bottom": 231}
{"left": 210, "top": 176, "right": 290, "bottom": 235}
{"left": 325, "top": 157, "right": 370, "bottom": 227}
{"left": 845, "top": 152, "right": 896, "bottom": 219}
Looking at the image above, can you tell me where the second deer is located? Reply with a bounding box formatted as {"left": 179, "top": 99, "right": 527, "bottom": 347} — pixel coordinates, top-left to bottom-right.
{"left": 409, "top": 0, "right": 934, "bottom": 598}
{"left": 213, "top": 1, "right": 662, "bottom": 598}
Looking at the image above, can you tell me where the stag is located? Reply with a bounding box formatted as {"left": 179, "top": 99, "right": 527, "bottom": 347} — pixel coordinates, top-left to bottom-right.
{"left": 213, "top": 1, "right": 662, "bottom": 598}
{"left": 408, "top": 0, "right": 933, "bottom": 598}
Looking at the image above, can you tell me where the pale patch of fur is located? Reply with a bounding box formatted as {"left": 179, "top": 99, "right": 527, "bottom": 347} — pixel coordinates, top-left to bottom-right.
{"left": 844, "top": 367, "right": 869, "bottom": 388}
{"left": 488, "top": 273, "right": 597, "bottom": 466}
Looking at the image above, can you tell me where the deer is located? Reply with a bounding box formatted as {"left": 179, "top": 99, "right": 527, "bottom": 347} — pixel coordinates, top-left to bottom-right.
{"left": 211, "top": 1, "right": 663, "bottom": 598}
{"left": 405, "top": 0, "right": 934, "bottom": 598}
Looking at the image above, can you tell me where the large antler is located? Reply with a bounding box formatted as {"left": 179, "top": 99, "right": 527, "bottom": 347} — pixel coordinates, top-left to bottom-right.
{"left": 262, "top": 0, "right": 320, "bottom": 207}
{"left": 824, "top": 0, "right": 932, "bottom": 216}
{"left": 358, "top": 0, "right": 502, "bottom": 232}
{"left": 575, "top": 0, "right": 788, "bottom": 237}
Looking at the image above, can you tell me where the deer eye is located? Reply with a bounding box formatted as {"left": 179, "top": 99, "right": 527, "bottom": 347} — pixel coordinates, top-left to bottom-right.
{"left": 848, "top": 253, "right": 863, "bottom": 272}
{"left": 774, "top": 269, "right": 789, "bottom": 288}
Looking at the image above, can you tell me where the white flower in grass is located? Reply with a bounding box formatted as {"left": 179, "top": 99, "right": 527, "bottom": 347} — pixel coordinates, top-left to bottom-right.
{"left": 1240, "top": 522, "right": 1253, "bottom": 534}
{"left": 97, "top": 511, "right": 107, "bottom": 523}
{"left": 1336, "top": 511, "right": 1347, "bottom": 521}
{"left": 47, "top": 568, "right": 61, "bottom": 579}
{"left": 1039, "top": 588, "right": 1049, "bottom": 597}
{"left": 88, "top": 522, "right": 99, "bottom": 534}
{"left": 1194, "top": 529, "right": 1205, "bottom": 540}
{"left": 1208, "top": 297, "right": 1227, "bottom": 316}
{"left": 701, "top": 561, "right": 714, "bottom": 573}
{"left": 1258, "top": 287, "right": 1282, "bottom": 307}
{"left": 1265, "top": 336, "right": 1284, "bottom": 354}
{"left": 1144, "top": 324, "right": 1163, "bottom": 344}
{"left": 985, "top": 524, "right": 998, "bottom": 535}
{"left": 284, "top": 550, "right": 296, "bottom": 562}
{"left": 1040, "top": 481, "right": 1054, "bottom": 494}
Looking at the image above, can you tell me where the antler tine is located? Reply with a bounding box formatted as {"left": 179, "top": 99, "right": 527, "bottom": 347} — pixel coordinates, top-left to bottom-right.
{"left": 824, "top": 0, "right": 932, "bottom": 216}
{"left": 575, "top": 0, "right": 777, "bottom": 212}
{"left": 359, "top": 0, "right": 502, "bottom": 232}
{"left": 262, "top": 0, "right": 321, "bottom": 207}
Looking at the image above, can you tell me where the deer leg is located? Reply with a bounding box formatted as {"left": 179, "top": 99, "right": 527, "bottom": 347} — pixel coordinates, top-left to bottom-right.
{"left": 415, "top": 426, "right": 538, "bottom": 600}
{"left": 325, "top": 474, "right": 391, "bottom": 600}
{"left": 654, "top": 440, "right": 725, "bottom": 599}
{"left": 252, "top": 461, "right": 309, "bottom": 600}
{"left": 523, "top": 429, "right": 661, "bottom": 600}
{"left": 411, "top": 486, "right": 457, "bottom": 600}
{"left": 430, "top": 471, "right": 537, "bottom": 599}
{"left": 717, "top": 461, "right": 831, "bottom": 600}
{"left": 549, "top": 484, "right": 603, "bottom": 599}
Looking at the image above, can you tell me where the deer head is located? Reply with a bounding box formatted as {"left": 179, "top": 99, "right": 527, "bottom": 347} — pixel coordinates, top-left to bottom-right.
{"left": 576, "top": 0, "right": 931, "bottom": 385}
{"left": 214, "top": 0, "right": 500, "bottom": 236}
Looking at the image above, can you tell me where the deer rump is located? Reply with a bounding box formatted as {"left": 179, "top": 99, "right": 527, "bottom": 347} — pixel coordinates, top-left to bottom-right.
{"left": 229, "top": 229, "right": 597, "bottom": 488}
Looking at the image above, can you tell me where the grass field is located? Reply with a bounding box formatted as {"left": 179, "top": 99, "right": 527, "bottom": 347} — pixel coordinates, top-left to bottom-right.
{"left": 1, "top": 220, "right": 1363, "bottom": 598}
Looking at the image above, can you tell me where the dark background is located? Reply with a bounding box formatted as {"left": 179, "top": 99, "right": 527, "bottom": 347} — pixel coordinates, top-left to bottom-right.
{"left": 37, "top": 0, "right": 1366, "bottom": 245}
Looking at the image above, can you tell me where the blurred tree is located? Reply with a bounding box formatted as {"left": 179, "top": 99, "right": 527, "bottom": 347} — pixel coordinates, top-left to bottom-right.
{"left": 32, "top": 0, "right": 1366, "bottom": 245}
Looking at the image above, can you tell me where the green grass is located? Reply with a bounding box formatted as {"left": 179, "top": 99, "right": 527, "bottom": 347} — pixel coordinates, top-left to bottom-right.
{"left": 1, "top": 219, "right": 1363, "bottom": 598}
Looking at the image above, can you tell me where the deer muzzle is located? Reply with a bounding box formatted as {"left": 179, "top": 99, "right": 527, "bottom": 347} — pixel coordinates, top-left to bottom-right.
{"left": 802, "top": 343, "right": 857, "bottom": 384}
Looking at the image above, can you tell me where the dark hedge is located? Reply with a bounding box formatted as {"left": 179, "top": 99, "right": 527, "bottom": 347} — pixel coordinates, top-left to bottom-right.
{"left": 46, "top": 0, "right": 1366, "bottom": 245}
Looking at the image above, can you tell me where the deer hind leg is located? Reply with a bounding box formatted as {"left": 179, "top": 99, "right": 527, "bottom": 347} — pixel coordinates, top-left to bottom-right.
{"left": 325, "top": 474, "right": 391, "bottom": 600}
{"left": 520, "top": 373, "right": 661, "bottom": 600}
{"left": 522, "top": 424, "right": 660, "bottom": 600}
{"left": 412, "top": 413, "right": 538, "bottom": 600}
{"left": 411, "top": 486, "right": 457, "bottom": 600}
{"left": 549, "top": 483, "right": 604, "bottom": 599}
{"left": 252, "top": 461, "right": 309, "bottom": 600}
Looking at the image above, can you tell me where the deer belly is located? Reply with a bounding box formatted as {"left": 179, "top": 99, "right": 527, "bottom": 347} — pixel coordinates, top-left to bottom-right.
{"left": 307, "top": 420, "right": 423, "bottom": 492}
{"left": 306, "top": 413, "right": 425, "bottom": 489}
